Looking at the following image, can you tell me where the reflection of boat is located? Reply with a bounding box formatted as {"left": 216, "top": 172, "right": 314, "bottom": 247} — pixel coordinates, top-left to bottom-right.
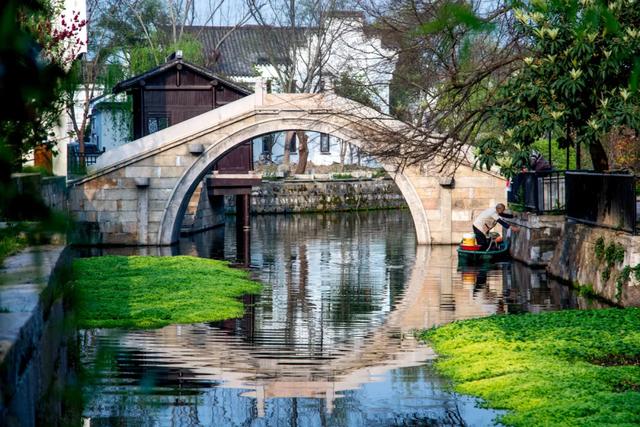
{"left": 457, "top": 240, "right": 511, "bottom": 264}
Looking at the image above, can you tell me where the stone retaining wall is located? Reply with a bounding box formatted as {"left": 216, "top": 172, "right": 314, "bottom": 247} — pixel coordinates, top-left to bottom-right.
{"left": 547, "top": 222, "right": 640, "bottom": 306}
{"left": 245, "top": 178, "right": 407, "bottom": 214}
{"left": 0, "top": 246, "right": 75, "bottom": 426}
{"left": 509, "top": 214, "right": 564, "bottom": 267}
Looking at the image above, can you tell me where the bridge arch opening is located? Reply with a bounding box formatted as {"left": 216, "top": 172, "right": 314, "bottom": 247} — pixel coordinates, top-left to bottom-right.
{"left": 159, "top": 117, "right": 430, "bottom": 246}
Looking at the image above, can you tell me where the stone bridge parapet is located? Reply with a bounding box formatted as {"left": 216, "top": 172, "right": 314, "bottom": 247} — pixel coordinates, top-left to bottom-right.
{"left": 69, "top": 92, "right": 506, "bottom": 245}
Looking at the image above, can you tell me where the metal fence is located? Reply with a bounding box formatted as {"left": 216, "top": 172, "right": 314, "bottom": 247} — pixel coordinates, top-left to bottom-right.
{"left": 67, "top": 150, "right": 104, "bottom": 176}
{"left": 508, "top": 170, "right": 566, "bottom": 214}
{"left": 565, "top": 171, "right": 637, "bottom": 233}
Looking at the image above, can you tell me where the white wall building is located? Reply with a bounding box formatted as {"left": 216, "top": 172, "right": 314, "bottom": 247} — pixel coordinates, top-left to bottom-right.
{"left": 80, "top": 12, "right": 394, "bottom": 174}
{"left": 250, "top": 131, "right": 377, "bottom": 172}
{"left": 89, "top": 97, "right": 131, "bottom": 152}
{"left": 192, "top": 12, "right": 396, "bottom": 111}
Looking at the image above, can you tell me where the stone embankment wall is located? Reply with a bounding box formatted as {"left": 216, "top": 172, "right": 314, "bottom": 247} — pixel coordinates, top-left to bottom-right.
{"left": 183, "top": 178, "right": 406, "bottom": 233}
{"left": 509, "top": 214, "right": 565, "bottom": 267}
{"left": 246, "top": 178, "right": 407, "bottom": 214}
{"left": 547, "top": 222, "right": 640, "bottom": 306}
{"left": 0, "top": 246, "right": 75, "bottom": 426}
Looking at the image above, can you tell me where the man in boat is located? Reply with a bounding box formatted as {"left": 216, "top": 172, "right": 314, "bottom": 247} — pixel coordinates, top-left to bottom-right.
{"left": 472, "top": 203, "right": 521, "bottom": 250}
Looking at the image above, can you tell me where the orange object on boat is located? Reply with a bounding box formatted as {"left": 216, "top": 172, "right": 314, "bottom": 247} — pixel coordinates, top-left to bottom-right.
{"left": 496, "top": 236, "right": 503, "bottom": 243}
{"left": 460, "top": 244, "right": 482, "bottom": 251}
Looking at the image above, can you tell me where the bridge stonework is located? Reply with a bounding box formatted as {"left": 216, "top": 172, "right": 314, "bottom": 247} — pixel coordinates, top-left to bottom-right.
{"left": 69, "top": 91, "right": 506, "bottom": 246}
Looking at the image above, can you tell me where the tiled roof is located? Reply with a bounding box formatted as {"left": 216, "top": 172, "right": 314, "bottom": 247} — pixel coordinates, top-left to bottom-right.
{"left": 184, "top": 26, "right": 302, "bottom": 77}
{"left": 112, "top": 57, "right": 252, "bottom": 94}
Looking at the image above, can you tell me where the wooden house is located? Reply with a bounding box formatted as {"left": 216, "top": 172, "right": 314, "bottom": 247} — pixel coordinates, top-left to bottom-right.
{"left": 113, "top": 52, "right": 251, "bottom": 140}
{"left": 113, "top": 53, "right": 259, "bottom": 241}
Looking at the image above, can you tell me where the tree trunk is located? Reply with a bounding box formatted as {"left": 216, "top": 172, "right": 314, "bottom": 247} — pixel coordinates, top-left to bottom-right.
{"left": 589, "top": 140, "right": 609, "bottom": 171}
{"left": 283, "top": 130, "right": 294, "bottom": 168}
{"left": 339, "top": 140, "right": 347, "bottom": 172}
{"left": 294, "top": 131, "right": 309, "bottom": 174}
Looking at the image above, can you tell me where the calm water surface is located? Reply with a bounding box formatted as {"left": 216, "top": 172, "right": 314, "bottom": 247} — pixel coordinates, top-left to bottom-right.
{"left": 79, "top": 210, "right": 583, "bottom": 426}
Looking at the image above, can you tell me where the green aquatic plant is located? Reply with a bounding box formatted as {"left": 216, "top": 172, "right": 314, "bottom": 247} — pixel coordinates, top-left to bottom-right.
{"left": 71, "top": 255, "right": 262, "bottom": 329}
{"left": 420, "top": 308, "right": 640, "bottom": 426}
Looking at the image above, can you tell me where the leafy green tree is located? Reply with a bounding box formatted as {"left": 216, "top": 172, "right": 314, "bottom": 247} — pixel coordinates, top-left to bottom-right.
{"left": 334, "top": 71, "right": 379, "bottom": 110}
{"left": 64, "top": 0, "right": 206, "bottom": 158}
{"left": 475, "top": 0, "right": 640, "bottom": 176}
{"left": 0, "top": 0, "right": 69, "bottom": 172}
{"left": 0, "top": 0, "right": 67, "bottom": 221}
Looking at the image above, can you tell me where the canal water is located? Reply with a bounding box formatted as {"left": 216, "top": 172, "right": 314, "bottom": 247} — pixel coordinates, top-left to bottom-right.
{"left": 78, "top": 210, "right": 583, "bottom": 426}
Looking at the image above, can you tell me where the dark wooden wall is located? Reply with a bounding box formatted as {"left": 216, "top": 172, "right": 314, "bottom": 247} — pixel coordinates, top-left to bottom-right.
{"left": 214, "top": 142, "right": 253, "bottom": 174}
{"left": 131, "top": 66, "right": 247, "bottom": 140}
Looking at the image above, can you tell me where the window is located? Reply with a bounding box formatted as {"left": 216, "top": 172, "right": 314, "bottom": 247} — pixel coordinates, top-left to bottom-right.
{"left": 262, "top": 134, "right": 274, "bottom": 154}
{"left": 320, "top": 133, "right": 330, "bottom": 153}
{"left": 289, "top": 133, "right": 297, "bottom": 153}
{"left": 147, "top": 116, "right": 169, "bottom": 134}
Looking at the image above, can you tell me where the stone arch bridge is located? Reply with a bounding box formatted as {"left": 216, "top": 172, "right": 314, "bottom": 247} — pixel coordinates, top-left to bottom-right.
{"left": 69, "top": 87, "right": 506, "bottom": 245}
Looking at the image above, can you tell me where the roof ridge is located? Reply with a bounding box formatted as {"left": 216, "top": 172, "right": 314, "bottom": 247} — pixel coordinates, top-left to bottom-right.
{"left": 112, "top": 58, "right": 252, "bottom": 95}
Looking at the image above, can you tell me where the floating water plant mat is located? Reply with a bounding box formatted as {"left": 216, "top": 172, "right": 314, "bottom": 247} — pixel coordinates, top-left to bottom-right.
{"left": 420, "top": 308, "right": 640, "bottom": 426}
{"left": 71, "top": 255, "right": 262, "bottom": 329}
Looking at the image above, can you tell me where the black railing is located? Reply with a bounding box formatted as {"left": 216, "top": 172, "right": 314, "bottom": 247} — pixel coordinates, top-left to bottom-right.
{"left": 508, "top": 170, "right": 566, "bottom": 214}
{"left": 565, "top": 171, "right": 637, "bottom": 233}
{"left": 67, "top": 149, "right": 104, "bottom": 176}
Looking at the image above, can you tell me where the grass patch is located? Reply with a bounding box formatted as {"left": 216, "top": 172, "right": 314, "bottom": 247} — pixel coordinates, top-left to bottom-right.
{"left": 419, "top": 309, "right": 640, "bottom": 426}
{"left": 71, "top": 255, "right": 262, "bottom": 329}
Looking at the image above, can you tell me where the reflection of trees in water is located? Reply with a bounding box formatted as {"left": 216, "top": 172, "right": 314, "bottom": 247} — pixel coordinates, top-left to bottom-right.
{"left": 223, "top": 210, "right": 418, "bottom": 351}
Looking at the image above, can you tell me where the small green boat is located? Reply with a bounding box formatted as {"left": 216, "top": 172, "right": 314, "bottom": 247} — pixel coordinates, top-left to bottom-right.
{"left": 457, "top": 240, "right": 511, "bottom": 264}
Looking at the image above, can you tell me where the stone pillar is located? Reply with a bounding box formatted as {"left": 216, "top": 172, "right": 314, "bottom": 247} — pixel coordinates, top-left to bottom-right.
{"left": 135, "top": 177, "right": 150, "bottom": 245}
{"left": 236, "top": 194, "right": 251, "bottom": 266}
{"left": 440, "top": 186, "right": 452, "bottom": 244}
{"left": 254, "top": 78, "right": 264, "bottom": 107}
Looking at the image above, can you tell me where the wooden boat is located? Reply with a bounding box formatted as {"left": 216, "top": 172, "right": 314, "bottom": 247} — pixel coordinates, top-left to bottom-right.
{"left": 457, "top": 240, "right": 511, "bottom": 264}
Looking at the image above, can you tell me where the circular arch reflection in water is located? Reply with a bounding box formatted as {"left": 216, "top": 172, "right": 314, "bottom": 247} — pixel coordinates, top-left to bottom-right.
{"left": 79, "top": 210, "right": 585, "bottom": 426}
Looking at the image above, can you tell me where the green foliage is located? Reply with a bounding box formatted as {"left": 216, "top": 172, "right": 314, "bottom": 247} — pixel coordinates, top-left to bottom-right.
{"left": 71, "top": 256, "right": 262, "bottom": 329}
{"left": 475, "top": 0, "right": 640, "bottom": 177}
{"left": 332, "top": 173, "right": 354, "bottom": 180}
{"left": 0, "top": 0, "right": 67, "bottom": 172}
{"left": 616, "top": 266, "right": 633, "bottom": 301}
{"left": 419, "top": 2, "right": 490, "bottom": 34}
{"left": 333, "top": 71, "right": 378, "bottom": 110}
{"left": 128, "top": 34, "right": 205, "bottom": 76}
{"left": 531, "top": 138, "right": 581, "bottom": 169}
{"left": 595, "top": 237, "right": 605, "bottom": 261}
{"left": 605, "top": 242, "right": 626, "bottom": 267}
{"left": 596, "top": 238, "right": 626, "bottom": 299}
{"left": 577, "top": 283, "right": 598, "bottom": 300}
{"left": 0, "top": 228, "right": 27, "bottom": 265}
{"left": 420, "top": 308, "right": 640, "bottom": 426}
{"left": 20, "top": 165, "right": 54, "bottom": 177}
{"left": 372, "top": 168, "right": 387, "bottom": 179}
